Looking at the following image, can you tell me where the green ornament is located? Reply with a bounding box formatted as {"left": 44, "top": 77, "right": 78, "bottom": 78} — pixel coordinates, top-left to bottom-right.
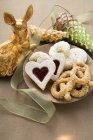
{"left": 53, "top": 11, "right": 93, "bottom": 52}
{"left": 67, "top": 20, "right": 93, "bottom": 52}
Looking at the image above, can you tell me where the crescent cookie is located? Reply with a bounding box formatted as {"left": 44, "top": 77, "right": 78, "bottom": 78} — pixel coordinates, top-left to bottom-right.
{"left": 29, "top": 51, "right": 50, "bottom": 62}
{"left": 49, "top": 41, "right": 70, "bottom": 57}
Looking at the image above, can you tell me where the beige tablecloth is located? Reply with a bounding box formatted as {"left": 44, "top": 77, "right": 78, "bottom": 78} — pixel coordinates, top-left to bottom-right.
{"left": 0, "top": 0, "right": 93, "bottom": 140}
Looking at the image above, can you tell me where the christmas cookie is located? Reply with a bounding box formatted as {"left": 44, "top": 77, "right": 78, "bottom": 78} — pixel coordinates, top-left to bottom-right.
{"left": 64, "top": 47, "right": 87, "bottom": 70}
{"left": 50, "top": 53, "right": 65, "bottom": 81}
{"left": 70, "top": 48, "right": 87, "bottom": 63}
{"left": 25, "top": 59, "right": 55, "bottom": 90}
{"left": 29, "top": 51, "right": 50, "bottom": 62}
{"left": 51, "top": 62, "right": 93, "bottom": 101}
{"left": 49, "top": 41, "right": 70, "bottom": 57}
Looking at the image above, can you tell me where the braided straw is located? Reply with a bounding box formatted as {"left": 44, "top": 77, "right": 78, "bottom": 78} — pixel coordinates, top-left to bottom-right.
{"left": 29, "top": 25, "right": 67, "bottom": 43}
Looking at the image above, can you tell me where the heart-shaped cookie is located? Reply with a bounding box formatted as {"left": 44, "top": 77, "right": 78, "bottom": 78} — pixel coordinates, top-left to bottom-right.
{"left": 25, "top": 59, "right": 55, "bottom": 90}
{"left": 50, "top": 53, "right": 65, "bottom": 81}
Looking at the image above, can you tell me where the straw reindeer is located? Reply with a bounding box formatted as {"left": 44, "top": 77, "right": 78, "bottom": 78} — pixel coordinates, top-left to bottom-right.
{"left": 0, "top": 4, "right": 67, "bottom": 77}
{"left": 0, "top": 5, "right": 34, "bottom": 77}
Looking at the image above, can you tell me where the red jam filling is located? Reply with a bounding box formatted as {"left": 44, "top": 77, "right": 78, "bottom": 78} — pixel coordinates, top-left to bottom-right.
{"left": 33, "top": 67, "right": 48, "bottom": 81}
{"left": 53, "top": 60, "right": 60, "bottom": 75}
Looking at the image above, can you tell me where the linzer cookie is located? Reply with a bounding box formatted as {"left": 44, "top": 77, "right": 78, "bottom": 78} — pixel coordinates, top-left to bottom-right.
{"left": 50, "top": 53, "right": 65, "bottom": 81}
{"left": 25, "top": 59, "right": 55, "bottom": 90}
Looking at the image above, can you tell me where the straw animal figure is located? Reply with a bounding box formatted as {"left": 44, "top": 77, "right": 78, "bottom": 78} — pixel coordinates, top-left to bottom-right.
{"left": 0, "top": 4, "right": 67, "bottom": 77}
{"left": 0, "top": 5, "right": 34, "bottom": 77}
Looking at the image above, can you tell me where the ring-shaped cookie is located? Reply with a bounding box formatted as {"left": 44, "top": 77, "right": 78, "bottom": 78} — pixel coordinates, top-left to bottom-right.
{"left": 71, "top": 83, "right": 89, "bottom": 97}
{"left": 72, "top": 63, "right": 91, "bottom": 84}
{"left": 51, "top": 78, "right": 74, "bottom": 99}
{"left": 59, "top": 70, "right": 74, "bottom": 81}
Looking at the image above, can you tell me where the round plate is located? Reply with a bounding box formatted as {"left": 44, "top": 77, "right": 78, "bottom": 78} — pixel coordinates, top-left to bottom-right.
{"left": 23, "top": 44, "right": 93, "bottom": 104}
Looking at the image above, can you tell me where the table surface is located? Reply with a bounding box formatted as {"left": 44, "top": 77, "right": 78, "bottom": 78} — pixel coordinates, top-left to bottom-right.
{"left": 0, "top": 0, "right": 93, "bottom": 140}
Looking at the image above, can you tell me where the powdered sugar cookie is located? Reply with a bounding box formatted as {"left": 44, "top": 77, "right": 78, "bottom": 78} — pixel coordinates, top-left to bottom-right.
{"left": 64, "top": 47, "right": 87, "bottom": 70}
{"left": 64, "top": 54, "right": 74, "bottom": 70}
{"left": 70, "top": 48, "right": 87, "bottom": 63}
{"left": 49, "top": 41, "right": 70, "bottom": 57}
{"left": 29, "top": 52, "right": 50, "bottom": 62}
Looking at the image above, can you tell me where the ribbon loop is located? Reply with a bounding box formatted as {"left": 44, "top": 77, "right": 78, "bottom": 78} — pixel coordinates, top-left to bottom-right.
{"left": 0, "top": 59, "right": 56, "bottom": 123}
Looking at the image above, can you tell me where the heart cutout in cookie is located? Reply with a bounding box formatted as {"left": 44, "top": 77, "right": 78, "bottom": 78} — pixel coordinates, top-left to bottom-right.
{"left": 33, "top": 67, "right": 48, "bottom": 81}
{"left": 25, "top": 59, "right": 55, "bottom": 90}
{"left": 53, "top": 60, "right": 60, "bottom": 75}
{"left": 50, "top": 53, "right": 65, "bottom": 81}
